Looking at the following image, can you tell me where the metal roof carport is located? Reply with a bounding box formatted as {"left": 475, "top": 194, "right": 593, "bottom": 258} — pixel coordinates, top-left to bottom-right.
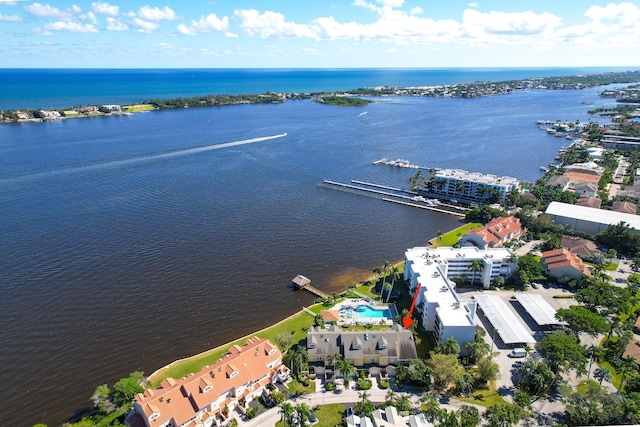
{"left": 514, "top": 294, "right": 563, "bottom": 327}
{"left": 475, "top": 294, "right": 536, "bottom": 345}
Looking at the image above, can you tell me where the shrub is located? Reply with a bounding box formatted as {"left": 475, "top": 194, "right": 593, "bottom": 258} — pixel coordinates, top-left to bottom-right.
{"left": 379, "top": 380, "right": 390, "bottom": 389}
{"left": 357, "top": 379, "right": 372, "bottom": 390}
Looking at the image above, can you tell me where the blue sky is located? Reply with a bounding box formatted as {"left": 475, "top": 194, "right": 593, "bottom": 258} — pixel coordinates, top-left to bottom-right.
{"left": 1, "top": 0, "right": 640, "bottom": 68}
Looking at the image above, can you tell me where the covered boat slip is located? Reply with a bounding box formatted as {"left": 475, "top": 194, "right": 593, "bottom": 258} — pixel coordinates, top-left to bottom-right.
{"left": 475, "top": 294, "right": 536, "bottom": 345}
{"left": 514, "top": 294, "right": 564, "bottom": 328}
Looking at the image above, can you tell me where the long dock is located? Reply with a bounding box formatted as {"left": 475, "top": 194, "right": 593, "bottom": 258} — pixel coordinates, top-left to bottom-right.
{"left": 317, "top": 179, "right": 467, "bottom": 217}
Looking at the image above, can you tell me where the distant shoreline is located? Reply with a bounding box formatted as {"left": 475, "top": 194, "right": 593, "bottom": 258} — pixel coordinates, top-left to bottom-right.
{"left": 3, "top": 70, "right": 639, "bottom": 124}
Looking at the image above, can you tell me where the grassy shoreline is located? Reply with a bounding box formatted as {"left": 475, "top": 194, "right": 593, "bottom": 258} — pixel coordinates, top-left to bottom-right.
{"left": 146, "top": 222, "right": 474, "bottom": 388}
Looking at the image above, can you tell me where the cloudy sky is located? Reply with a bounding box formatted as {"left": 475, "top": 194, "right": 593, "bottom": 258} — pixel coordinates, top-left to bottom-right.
{"left": 1, "top": 0, "right": 639, "bottom": 68}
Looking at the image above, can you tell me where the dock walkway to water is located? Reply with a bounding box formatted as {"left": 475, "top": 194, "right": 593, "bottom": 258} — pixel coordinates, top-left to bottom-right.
{"left": 291, "top": 275, "right": 330, "bottom": 299}
{"left": 317, "top": 179, "right": 467, "bottom": 217}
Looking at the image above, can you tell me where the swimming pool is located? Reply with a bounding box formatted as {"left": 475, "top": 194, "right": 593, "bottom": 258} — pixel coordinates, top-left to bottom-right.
{"left": 356, "top": 304, "right": 393, "bottom": 320}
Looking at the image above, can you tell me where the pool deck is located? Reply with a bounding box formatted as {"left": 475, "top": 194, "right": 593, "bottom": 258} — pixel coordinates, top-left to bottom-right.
{"left": 330, "top": 298, "right": 398, "bottom": 326}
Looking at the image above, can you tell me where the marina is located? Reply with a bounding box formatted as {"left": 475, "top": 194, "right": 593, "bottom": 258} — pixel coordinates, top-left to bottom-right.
{"left": 317, "top": 179, "right": 467, "bottom": 217}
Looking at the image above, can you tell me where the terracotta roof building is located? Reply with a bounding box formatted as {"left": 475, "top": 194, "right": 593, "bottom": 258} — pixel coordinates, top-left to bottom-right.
{"left": 458, "top": 216, "right": 523, "bottom": 249}
{"left": 127, "top": 337, "right": 285, "bottom": 427}
{"left": 561, "top": 236, "right": 601, "bottom": 260}
{"left": 541, "top": 248, "right": 591, "bottom": 281}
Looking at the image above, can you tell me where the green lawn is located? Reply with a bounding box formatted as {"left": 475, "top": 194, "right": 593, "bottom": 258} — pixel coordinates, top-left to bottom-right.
{"left": 432, "top": 223, "right": 483, "bottom": 247}
{"left": 148, "top": 310, "right": 315, "bottom": 388}
{"left": 123, "top": 104, "right": 156, "bottom": 112}
{"left": 457, "top": 381, "right": 507, "bottom": 407}
{"left": 275, "top": 403, "right": 345, "bottom": 427}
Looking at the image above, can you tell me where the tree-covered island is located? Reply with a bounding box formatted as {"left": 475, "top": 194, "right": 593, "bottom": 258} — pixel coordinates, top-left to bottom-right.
{"left": 313, "top": 95, "right": 373, "bottom": 106}
{"left": 3, "top": 70, "right": 640, "bottom": 123}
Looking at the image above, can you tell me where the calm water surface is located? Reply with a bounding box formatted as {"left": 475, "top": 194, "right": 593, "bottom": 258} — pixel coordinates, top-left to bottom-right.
{"left": 0, "top": 81, "right": 620, "bottom": 426}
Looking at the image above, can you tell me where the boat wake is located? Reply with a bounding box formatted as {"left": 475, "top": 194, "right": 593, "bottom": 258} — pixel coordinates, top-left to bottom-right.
{"left": 358, "top": 111, "right": 368, "bottom": 117}
{"left": 1, "top": 133, "right": 288, "bottom": 188}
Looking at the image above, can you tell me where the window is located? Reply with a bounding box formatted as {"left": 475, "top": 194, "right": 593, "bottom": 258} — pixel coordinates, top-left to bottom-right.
{"left": 370, "top": 358, "right": 377, "bottom": 363}
{"left": 317, "top": 356, "right": 323, "bottom": 361}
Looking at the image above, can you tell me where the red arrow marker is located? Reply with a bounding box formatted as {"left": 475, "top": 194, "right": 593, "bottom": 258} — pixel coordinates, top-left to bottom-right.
{"left": 403, "top": 282, "right": 421, "bottom": 329}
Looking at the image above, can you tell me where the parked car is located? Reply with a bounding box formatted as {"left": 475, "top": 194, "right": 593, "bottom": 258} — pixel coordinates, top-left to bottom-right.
{"left": 508, "top": 348, "right": 526, "bottom": 358}
{"left": 531, "top": 282, "right": 540, "bottom": 289}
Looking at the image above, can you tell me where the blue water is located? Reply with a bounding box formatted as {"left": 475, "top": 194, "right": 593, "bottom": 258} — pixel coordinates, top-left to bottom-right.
{"left": 0, "top": 67, "right": 633, "bottom": 110}
{"left": 0, "top": 68, "right": 627, "bottom": 426}
{"left": 356, "top": 305, "right": 392, "bottom": 319}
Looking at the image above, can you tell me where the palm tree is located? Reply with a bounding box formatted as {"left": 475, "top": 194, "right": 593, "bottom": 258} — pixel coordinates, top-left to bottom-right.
{"left": 280, "top": 402, "right": 294, "bottom": 426}
{"left": 385, "top": 265, "right": 401, "bottom": 303}
{"left": 385, "top": 389, "right": 397, "bottom": 405}
{"left": 378, "top": 261, "right": 391, "bottom": 302}
{"left": 619, "top": 355, "right": 636, "bottom": 392}
{"left": 524, "top": 344, "right": 533, "bottom": 362}
{"left": 295, "top": 403, "right": 311, "bottom": 426}
{"left": 329, "top": 353, "right": 342, "bottom": 377}
{"left": 468, "top": 259, "right": 484, "bottom": 287}
{"left": 490, "top": 327, "right": 499, "bottom": 354}
{"left": 586, "top": 344, "right": 604, "bottom": 380}
{"left": 340, "top": 359, "right": 355, "bottom": 388}
{"left": 594, "top": 366, "right": 612, "bottom": 385}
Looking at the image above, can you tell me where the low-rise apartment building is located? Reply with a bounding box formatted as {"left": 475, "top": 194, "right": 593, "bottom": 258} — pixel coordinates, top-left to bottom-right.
{"left": 127, "top": 337, "right": 286, "bottom": 427}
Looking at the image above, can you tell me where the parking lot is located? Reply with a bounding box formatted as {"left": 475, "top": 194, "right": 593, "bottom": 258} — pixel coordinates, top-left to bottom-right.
{"left": 457, "top": 285, "right": 577, "bottom": 400}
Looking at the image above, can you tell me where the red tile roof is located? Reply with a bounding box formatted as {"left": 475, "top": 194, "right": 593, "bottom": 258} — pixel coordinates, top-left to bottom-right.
{"left": 131, "top": 337, "right": 282, "bottom": 427}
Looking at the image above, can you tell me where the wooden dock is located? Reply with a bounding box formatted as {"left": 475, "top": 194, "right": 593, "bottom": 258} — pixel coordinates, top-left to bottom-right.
{"left": 291, "top": 275, "right": 330, "bottom": 299}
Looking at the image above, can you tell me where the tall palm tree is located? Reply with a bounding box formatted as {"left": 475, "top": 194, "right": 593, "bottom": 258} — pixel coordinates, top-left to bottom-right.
{"left": 385, "top": 265, "right": 401, "bottom": 303}
{"left": 594, "top": 366, "right": 612, "bottom": 385}
{"left": 340, "top": 359, "right": 355, "bottom": 387}
{"left": 329, "top": 353, "right": 342, "bottom": 377}
{"left": 586, "top": 344, "right": 604, "bottom": 381}
{"left": 468, "top": 259, "right": 484, "bottom": 287}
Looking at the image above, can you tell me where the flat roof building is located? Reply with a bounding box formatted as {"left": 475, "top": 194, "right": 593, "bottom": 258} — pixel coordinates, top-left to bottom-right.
{"left": 546, "top": 201, "right": 640, "bottom": 234}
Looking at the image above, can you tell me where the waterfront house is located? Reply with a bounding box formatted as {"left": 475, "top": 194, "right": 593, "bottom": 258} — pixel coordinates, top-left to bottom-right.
{"left": 458, "top": 216, "right": 523, "bottom": 249}
{"left": 126, "top": 337, "right": 286, "bottom": 427}
{"left": 306, "top": 324, "right": 417, "bottom": 376}
{"left": 541, "top": 248, "right": 591, "bottom": 281}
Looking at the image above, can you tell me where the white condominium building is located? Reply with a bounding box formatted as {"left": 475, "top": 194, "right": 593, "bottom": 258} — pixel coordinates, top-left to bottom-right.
{"left": 403, "top": 246, "right": 517, "bottom": 353}
{"left": 430, "top": 169, "right": 520, "bottom": 204}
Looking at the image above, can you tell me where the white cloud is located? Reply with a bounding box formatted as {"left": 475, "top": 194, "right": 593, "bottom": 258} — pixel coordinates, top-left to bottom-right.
{"left": 177, "top": 13, "right": 229, "bottom": 35}
{"left": 410, "top": 7, "right": 423, "bottom": 15}
{"left": 0, "top": 13, "right": 22, "bottom": 22}
{"left": 32, "top": 27, "right": 52, "bottom": 36}
{"left": 469, "top": 2, "right": 478, "bottom": 7}
{"left": 132, "top": 17, "right": 159, "bottom": 33}
{"left": 80, "top": 11, "right": 97, "bottom": 24}
{"left": 235, "top": 10, "right": 317, "bottom": 38}
{"left": 44, "top": 21, "right": 98, "bottom": 33}
{"left": 353, "top": 0, "right": 377, "bottom": 13}
{"left": 24, "top": 3, "right": 73, "bottom": 20}
{"left": 138, "top": 5, "right": 176, "bottom": 21}
{"left": 106, "top": 17, "right": 127, "bottom": 31}
{"left": 460, "top": 9, "right": 561, "bottom": 46}
{"left": 92, "top": 1, "right": 119, "bottom": 16}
